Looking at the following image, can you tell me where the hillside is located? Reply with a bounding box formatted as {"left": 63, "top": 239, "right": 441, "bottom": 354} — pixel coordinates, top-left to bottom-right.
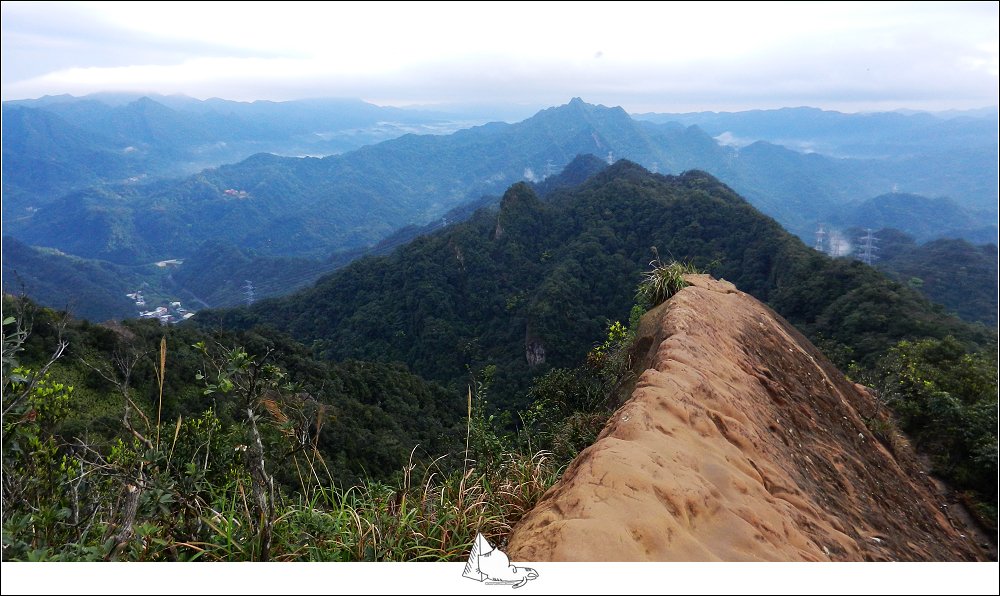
{"left": 0, "top": 106, "right": 146, "bottom": 218}
{"left": 200, "top": 162, "right": 994, "bottom": 409}
{"left": 507, "top": 275, "right": 987, "bottom": 561}
{"left": 4, "top": 299, "right": 465, "bottom": 488}
{"left": 1, "top": 94, "right": 464, "bottom": 222}
{"left": 830, "top": 192, "right": 998, "bottom": 244}
{"left": 1, "top": 236, "right": 141, "bottom": 321}
{"left": 873, "top": 231, "right": 998, "bottom": 327}
{"left": 13, "top": 99, "right": 674, "bottom": 263}
{"left": 11, "top": 99, "right": 996, "bottom": 265}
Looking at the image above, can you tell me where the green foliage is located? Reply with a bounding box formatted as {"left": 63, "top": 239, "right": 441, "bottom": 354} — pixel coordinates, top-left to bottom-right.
{"left": 636, "top": 258, "right": 699, "bottom": 307}
{"left": 873, "top": 231, "right": 998, "bottom": 327}
{"left": 204, "top": 163, "right": 994, "bottom": 413}
{"left": 871, "top": 336, "right": 998, "bottom": 529}
{"left": 1, "top": 303, "right": 561, "bottom": 561}
{"left": 521, "top": 316, "right": 640, "bottom": 462}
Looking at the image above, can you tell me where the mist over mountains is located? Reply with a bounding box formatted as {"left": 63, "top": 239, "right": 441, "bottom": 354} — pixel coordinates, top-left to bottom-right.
{"left": 3, "top": 93, "right": 996, "bottom": 566}
{"left": 4, "top": 96, "right": 996, "bottom": 326}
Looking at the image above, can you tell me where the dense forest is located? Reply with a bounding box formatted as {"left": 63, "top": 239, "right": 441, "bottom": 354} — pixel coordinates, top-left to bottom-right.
{"left": 201, "top": 160, "right": 994, "bottom": 408}
{"left": 4, "top": 160, "right": 996, "bottom": 561}
{"left": 871, "top": 229, "right": 998, "bottom": 327}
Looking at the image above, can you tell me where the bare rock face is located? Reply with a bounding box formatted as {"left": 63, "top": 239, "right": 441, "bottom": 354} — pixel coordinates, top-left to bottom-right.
{"left": 507, "top": 275, "right": 985, "bottom": 562}
{"left": 525, "top": 326, "right": 546, "bottom": 367}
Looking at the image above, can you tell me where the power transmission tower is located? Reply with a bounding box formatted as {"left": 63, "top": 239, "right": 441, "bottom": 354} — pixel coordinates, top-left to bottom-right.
{"left": 606, "top": 151, "right": 614, "bottom": 165}
{"left": 858, "top": 228, "right": 879, "bottom": 265}
{"left": 814, "top": 224, "right": 827, "bottom": 253}
{"left": 830, "top": 234, "right": 846, "bottom": 257}
{"left": 243, "top": 280, "right": 256, "bottom": 306}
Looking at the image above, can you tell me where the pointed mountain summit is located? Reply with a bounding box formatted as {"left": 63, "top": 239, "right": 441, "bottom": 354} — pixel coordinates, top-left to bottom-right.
{"left": 12, "top": 99, "right": 682, "bottom": 263}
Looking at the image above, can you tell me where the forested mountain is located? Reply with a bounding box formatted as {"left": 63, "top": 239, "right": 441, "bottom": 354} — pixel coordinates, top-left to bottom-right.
{"left": 11, "top": 99, "right": 996, "bottom": 268}
{"left": 1, "top": 236, "right": 140, "bottom": 322}
{"left": 2, "top": 94, "right": 466, "bottom": 221}
{"left": 872, "top": 230, "right": 998, "bottom": 327}
{"left": 1, "top": 106, "right": 146, "bottom": 219}
{"left": 2, "top": 156, "right": 611, "bottom": 321}
{"left": 199, "top": 162, "right": 995, "bottom": 409}
{"left": 5, "top": 300, "right": 465, "bottom": 488}
{"left": 11, "top": 100, "right": 633, "bottom": 262}
{"left": 831, "top": 193, "right": 998, "bottom": 244}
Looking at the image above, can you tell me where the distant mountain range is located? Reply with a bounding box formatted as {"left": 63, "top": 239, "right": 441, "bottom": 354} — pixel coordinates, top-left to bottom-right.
{"left": 2, "top": 93, "right": 472, "bottom": 220}
{"left": 7, "top": 98, "right": 997, "bottom": 261}
{"left": 831, "top": 193, "right": 997, "bottom": 245}
{"left": 633, "top": 105, "right": 998, "bottom": 158}
{"left": 3, "top": 97, "right": 996, "bottom": 326}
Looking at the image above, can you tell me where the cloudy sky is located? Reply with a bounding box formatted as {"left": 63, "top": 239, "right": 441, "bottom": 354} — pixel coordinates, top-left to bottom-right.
{"left": 2, "top": 1, "right": 997, "bottom": 113}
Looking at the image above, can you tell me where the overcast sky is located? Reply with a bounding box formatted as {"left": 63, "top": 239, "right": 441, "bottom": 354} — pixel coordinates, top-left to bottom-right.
{"left": 2, "top": 1, "right": 997, "bottom": 113}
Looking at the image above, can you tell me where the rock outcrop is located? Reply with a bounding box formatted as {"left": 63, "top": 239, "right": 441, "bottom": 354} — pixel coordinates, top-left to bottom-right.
{"left": 507, "top": 275, "right": 985, "bottom": 561}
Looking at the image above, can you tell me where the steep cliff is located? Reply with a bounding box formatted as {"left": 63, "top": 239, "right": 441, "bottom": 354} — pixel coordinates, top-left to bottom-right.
{"left": 507, "top": 275, "right": 986, "bottom": 561}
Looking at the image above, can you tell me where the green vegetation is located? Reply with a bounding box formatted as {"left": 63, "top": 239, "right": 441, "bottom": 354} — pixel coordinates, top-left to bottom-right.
{"left": 1, "top": 253, "right": 653, "bottom": 562}
{"left": 4, "top": 162, "right": 996, "bottom": 559}
{"left": 202, "top": 163, "right": 994, "bottom": 411}
{"left": 636, "top": 257, "right": 699, "bottom": 307}
{"left": 864, "top": 337, "right": 998, "bottom": 530}
{"left": 834, "top": 193, "right": 997, "bottom": 245}
{"left": 522, "top": 307, "right": 645, "bottom": 463}
{"left": 871, "top": 229, "right": 998, "bottom": 327}
{"left": 2, "top": 236, "right": 142, "bottom": 321}
{"left": 2, "top": 298, "right": 569, "bottom": 561}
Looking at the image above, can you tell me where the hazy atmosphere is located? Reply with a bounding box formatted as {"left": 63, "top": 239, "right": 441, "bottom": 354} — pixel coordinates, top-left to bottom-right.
{"left": 2, "top": 0, "right": 997, "bottom": 591}
{"left": 3, "top": 1, "right": 997, "bottom": 112}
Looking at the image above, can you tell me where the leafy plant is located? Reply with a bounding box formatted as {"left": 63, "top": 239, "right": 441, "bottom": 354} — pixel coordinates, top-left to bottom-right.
{"left": 636, "top": 255, "right": 700, "bottom": 308}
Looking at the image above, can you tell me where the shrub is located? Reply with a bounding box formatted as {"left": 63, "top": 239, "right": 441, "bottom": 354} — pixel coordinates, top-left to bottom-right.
{"left": 636, "top": 259, "right": 699, "bottom": 307}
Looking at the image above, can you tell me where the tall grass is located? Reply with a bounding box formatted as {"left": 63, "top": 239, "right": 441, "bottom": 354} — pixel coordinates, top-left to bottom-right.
{"left": 636, "top": 259, "right": 700, "bottom": 307}
{"left": 103, "top": 448, "right": 560, "bottom": 562}
{"left": 2, "top": 319, "right": 563, "bottom": 562}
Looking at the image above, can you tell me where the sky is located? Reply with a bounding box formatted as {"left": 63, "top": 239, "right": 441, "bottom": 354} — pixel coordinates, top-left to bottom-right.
{"left": 1, "top": 1, "right": 998, "bottom": 114}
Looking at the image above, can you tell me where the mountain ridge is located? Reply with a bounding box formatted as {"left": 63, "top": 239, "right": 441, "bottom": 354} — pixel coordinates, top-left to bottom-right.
{"left": 10, "top": 98, "right": 996, "bottom": 265}
{"left": 199, "top": 162, "right": 993, "bottom": 410}
{"left": 507, "top": 275, "right": 988, "bottom": 561}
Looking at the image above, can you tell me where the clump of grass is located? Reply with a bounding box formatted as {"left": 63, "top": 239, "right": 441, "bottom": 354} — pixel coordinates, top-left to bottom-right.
{"left": 183, "top": 449, "right": 559, "bottom": 562}
{"left": 3, "top": 319, "right": 562, "bottom": 562}
{"left": 636, "top": 256, "right": 700, "bottom": 307}
{"left": 864, "top": 415, "right": 908, "bottom": 457}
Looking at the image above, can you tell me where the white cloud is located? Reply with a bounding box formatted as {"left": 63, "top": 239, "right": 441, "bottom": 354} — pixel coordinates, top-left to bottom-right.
{"left": 2, "top": 1, "right": 997, "bottom": 112}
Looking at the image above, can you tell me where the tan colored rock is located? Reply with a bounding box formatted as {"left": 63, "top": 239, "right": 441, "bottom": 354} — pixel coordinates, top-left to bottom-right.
{"left": 507, "top": 275, "right": 984, "bottom": 561}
